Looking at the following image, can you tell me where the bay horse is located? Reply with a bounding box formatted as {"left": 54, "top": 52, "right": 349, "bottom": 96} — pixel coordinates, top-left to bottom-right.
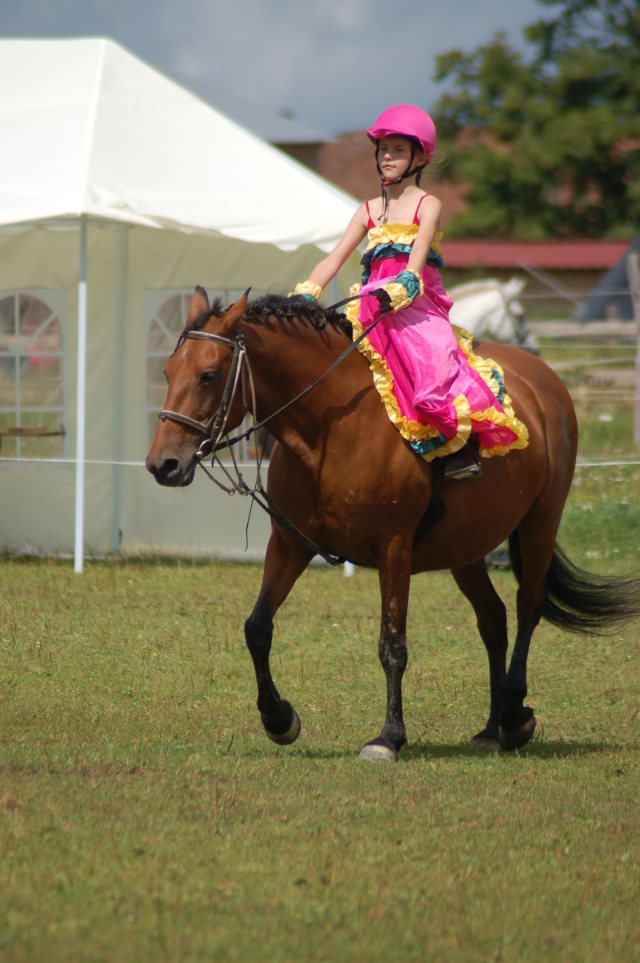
{"left": 146, "top": 287, "right": 640, "bottom": 761}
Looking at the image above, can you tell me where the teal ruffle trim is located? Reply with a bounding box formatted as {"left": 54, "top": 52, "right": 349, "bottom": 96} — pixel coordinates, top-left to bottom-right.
{"left": 491, "top": 366, "right": 506, "bottom": 404}
{"left": 395, "top": 270, "right": 422, "bottom": 300}
{"left": 361, "top": 243, "right": 445, "bottom": 284}
{"left": 410, "top": 433, "right": 449, "bottom": 456}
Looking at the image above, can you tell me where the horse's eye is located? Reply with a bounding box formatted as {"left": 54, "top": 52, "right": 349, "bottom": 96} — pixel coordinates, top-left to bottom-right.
{"left": 199, "top": 370, "right": 218, "bottom": 387}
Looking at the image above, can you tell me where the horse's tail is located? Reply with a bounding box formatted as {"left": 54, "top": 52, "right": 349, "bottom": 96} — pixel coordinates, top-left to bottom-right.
{"left": 508, "top": 533, "right": 640, "bottom": 635}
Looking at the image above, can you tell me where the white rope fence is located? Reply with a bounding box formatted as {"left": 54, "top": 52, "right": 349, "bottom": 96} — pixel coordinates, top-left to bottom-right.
{"left": 1, "top": 455, "right": 639, "bottom": 469}
{"left": 0, "top": 456, "right": 146, "bottom": 466}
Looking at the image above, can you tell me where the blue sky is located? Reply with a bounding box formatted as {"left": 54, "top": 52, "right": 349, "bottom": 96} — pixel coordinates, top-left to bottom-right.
{"left": 2, "top": 0, "right": 543, "bottom": 136}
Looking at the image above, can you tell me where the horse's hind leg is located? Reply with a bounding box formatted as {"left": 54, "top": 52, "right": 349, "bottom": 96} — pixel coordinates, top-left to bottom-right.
{"left": 359, "top": 534, "right": 412, "bottom": 763}
{"left": 451, "top": 561, "right": 508, "bottom": 750}
{"left": 500, "top": 600, "right": 540, "bottom": 750}
{"left": 244, "top": 529, "right": 314, "bottom": 746}
{"left": 499, "top": 522, "right": 558, "bottom": 751}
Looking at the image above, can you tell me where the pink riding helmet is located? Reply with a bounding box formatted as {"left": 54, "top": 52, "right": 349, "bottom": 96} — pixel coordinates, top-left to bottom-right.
{"left": 367, "top": 104, "right": 437, "bottom": 160}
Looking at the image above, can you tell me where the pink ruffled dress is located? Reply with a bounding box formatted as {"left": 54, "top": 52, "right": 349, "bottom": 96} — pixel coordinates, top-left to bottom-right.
{"left": 345, "top": 198, "right": 529, "bottom": 461}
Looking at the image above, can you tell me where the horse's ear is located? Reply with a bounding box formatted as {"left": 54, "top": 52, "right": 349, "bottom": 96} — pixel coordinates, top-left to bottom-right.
{"left": 220, "top": 289, "right": 250, "bottom": 334}
{"left": 186, "top": 286, "right": 210, "bottom": 323}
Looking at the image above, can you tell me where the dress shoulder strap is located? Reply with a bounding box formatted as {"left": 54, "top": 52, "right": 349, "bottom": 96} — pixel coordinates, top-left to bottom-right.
{"left": 412, "top": 193, "right": 429, "bottom": 224}
{"left": 365, "top": 201, "right": 376, "bottom": 229}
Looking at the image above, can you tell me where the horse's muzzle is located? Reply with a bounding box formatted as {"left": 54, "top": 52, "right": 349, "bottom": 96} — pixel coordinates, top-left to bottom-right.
{"left": 145, "top": 452, "right": 197, "bottom": 487}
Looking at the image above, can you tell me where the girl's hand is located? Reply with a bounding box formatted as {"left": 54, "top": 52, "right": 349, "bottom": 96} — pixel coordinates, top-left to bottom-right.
{"left": 374, "top": 270, "right": 424, "bottom": 313}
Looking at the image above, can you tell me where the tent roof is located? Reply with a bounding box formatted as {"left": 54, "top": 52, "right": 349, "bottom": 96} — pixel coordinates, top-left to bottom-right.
{"left": 0, "top": 37, "right": 357, "bottom": 251}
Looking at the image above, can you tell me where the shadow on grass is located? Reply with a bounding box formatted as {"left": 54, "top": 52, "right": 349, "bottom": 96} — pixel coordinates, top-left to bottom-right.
{"left": 401, "top": 739, "right": 622, "bottom": 761}
{"left": 268, "top": 737, "right": 626, "bottom": 763}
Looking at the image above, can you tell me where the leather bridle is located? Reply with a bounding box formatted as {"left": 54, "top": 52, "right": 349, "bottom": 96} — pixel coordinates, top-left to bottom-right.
{"left": 159, "top": 329, "right": 250, "bottom": 463}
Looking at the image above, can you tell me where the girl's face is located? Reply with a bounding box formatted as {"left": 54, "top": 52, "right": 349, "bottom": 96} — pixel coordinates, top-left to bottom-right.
{"left": 377, "top": 137, "right": 426, "bottom": 180}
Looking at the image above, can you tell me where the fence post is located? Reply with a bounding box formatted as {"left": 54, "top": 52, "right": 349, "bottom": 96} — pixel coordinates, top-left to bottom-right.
{"left": 627, "top": 252, "right": 640, "bottom": 447}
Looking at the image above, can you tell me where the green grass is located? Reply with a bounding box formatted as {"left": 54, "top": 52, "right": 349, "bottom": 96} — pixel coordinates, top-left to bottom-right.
{"left": 2, "top": 471, "right": 640, "bottom": 962}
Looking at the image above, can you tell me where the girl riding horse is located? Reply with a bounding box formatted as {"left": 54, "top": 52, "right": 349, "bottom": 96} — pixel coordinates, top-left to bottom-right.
{"left": 290, "top": 104, "right": 528, "bottom": 479}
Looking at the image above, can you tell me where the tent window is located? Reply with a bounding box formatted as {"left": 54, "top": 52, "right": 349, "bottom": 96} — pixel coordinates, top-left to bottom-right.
{"left": 146, "top": 290, "right": 273, "bottom": 462}
{"left": 0, "top": 291, "right": 66, "bottom": 462}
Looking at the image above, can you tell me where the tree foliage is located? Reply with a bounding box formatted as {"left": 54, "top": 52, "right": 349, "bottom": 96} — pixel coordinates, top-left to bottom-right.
{"left": 432, "top": 0, "right": 640, "bottom": 238}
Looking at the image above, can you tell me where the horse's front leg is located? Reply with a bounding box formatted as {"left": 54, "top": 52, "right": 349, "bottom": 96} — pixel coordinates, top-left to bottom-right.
{"left": 244, "top": 528, "right": 313, "bottom": 745}
{"left": 359, "top": 534, "right": 412, "bottom": 763}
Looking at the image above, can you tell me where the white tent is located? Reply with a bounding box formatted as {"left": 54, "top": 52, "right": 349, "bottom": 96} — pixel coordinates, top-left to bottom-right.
{"left": 0, "top": 38, "right": 361, "bottom": 568}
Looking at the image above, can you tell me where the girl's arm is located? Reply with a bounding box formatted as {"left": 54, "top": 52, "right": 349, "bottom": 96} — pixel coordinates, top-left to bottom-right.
{"left": 406, "top": 194, "right": 442, "bottom": 276}
{"left": 294, "top": 205, "right": 368, "bottom": 295}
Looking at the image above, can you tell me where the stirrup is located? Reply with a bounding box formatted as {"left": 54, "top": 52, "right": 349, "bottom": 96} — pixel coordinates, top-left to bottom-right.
{"left": 443, "top": 446, "right": 483, "bottom": 481}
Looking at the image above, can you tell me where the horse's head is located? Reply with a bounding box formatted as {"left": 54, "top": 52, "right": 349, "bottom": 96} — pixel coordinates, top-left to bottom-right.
{"left": 146, "top": 286, "right": 248, "bottom": 487}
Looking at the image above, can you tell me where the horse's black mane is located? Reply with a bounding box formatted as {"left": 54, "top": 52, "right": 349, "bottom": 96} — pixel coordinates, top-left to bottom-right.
{"left": 176, "top": 289, "right": 352, "bottom": 350}
{"left": 246, "top": 293, "right": 350, "bottom": 336}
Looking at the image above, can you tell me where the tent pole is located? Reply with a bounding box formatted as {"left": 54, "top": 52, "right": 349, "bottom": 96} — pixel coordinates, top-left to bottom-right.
{"left": 74, "top": 217, "right": 88, "bottom": 574}
{"left": 112, "top": 224, "right": 127, "bottom": 553}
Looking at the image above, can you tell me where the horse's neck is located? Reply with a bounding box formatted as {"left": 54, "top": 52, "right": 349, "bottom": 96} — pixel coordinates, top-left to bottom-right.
{"left": 249, "top": 320, "right": 363, "bottom": 443}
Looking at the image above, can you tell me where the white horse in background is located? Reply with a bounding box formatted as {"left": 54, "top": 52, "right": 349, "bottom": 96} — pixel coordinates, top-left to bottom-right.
{"left": 448, "top": 277, "right": 537, "bottom": 352}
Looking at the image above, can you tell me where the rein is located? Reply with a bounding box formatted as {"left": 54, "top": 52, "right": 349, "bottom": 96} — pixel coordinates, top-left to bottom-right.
{"left": 158, "top": 295, "right": 389, "bottom": 566}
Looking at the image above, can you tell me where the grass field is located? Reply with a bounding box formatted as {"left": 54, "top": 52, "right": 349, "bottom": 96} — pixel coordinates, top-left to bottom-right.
{"left": 2, "top": 461, "right": 640, "bottom": 962}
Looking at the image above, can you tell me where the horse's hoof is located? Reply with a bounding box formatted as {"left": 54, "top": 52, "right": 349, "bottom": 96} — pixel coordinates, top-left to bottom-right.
{"left": 358, "top": 739, "right": 399, "bottom": 763}
{"left": 469, "top": 733, "right": 501, "bottom": 751}
{"left": 262, "top": 701, "right": 301, "bottom": 746}
{"left": 499, "top": 713, "right": 537, "bottom": 752}
{"left": 469, "top": 723, "right": 501, "bottom": 751}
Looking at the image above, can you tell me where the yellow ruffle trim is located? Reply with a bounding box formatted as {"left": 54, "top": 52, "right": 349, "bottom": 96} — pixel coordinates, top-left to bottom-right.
{"left": 347, "top": 306, "right": 529, "bottom": 461}
{"left": 453, "top": 325, "right": 529, "bottom": 456}
{"left": 365, "top": 223, "right": 444, "bottom": 257}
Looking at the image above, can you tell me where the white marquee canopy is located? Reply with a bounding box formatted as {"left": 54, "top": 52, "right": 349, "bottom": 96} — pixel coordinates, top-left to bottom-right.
{"left": 0, "top": 37, "right": 358, "bottom": 249}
